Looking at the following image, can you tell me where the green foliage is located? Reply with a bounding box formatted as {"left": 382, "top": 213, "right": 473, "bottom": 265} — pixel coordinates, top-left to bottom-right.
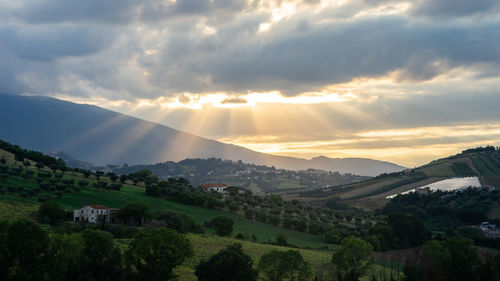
{"left": 80, "top": 229, "right": 123, "bottom": 281}
{"left": 276, "top": 233, "right": 288, "bottom": 246}
{"left": 331, "top": 236, "right": 374, "bottom": 281}
{"left": 258, "top": 249, "right": 312, "bottom": 281}
{"left": 323, "top": 230, "right": 341, "bottom": 244}
{"left": 154, "top": 210, "right": 204, "bottom": 233}
{"left": 211, "top": 216, "right": 234, "bottom": 236}
{"left": 117, "top": 202, "right": 150, "bottom": 225}
{"left": 145, "top": 185, "right": 160, "bottom": 197}
{"left": 126, "top": 228, "right": 193, "bottom": 281}
{"left": 6, "top": 220, "right": 50, "bottom": 281}
{"left": 385, "top": 213, "right": 430, "bottom": 249}
{"left": 420, "top": 237, "right": 483, "bottom": 281}
{"left": 383, "top": 188, "right": 499, "bottom": 230}
{"left": 38, "top": 200, "right": 65, "bottom": 225}
{"left": 195, "top": 243, "right": 257, "bottom": 281}
{"left": 128, "top": 169, "right": 158, "bottom": 185}
{"left": 0, "top": 139, "right": 66, "bottom": 169}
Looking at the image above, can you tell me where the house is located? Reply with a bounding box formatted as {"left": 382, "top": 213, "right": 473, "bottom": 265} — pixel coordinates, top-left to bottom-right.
{"left": 225, "top": 186, "right": 246, "bottom": 194}
{"left": 201, "top": 183, "right": 228, "bottom": 193}
{"left": 73, "top": 204, "right": 118, "bottom": 224}
{"left": 479, "top": 222, "right": 500, "bottom": 238}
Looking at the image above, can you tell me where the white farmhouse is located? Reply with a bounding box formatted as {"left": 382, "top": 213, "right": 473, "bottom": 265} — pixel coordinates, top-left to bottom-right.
{"left": 201, "top": 183, "right": 228, "bottom": 193}
{"left": 73, "top": 204, "right": 118, "bottom": 224}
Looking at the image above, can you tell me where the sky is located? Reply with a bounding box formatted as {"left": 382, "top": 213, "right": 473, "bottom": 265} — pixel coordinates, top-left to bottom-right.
{"left": 1, "top": 0, "right": 500, "bottom": 167}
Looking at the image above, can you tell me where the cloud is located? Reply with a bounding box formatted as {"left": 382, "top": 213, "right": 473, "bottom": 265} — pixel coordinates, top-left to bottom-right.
{"left": 0, "top": 0, "right": 499, "bottom": 102}
{"left": 8, "top": 0, "right": 248, "bottom": 24}
{"left": 146, "top": 16, "right": 500, "bottom": 96}
{"left": 410, "top": 0, "right": 500, "bottom": 17}
{"left": 0, "top": 25, "right": 112, "bottom": 61}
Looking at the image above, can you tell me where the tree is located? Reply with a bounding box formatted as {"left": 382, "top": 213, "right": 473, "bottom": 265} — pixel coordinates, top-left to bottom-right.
{"left": 80, "top": 229, "right": 123, "bottom": 281}
{"left": 323, "top": 230, "right": 341, "bottom": 244}
{"left": 78, "top": 180, "right": 89, "bottom": 187}
{"left": 420, "top": 237, "right": 482, "bottom": 281}
{"left": 258, "top": 250, "right": 312, "bottom": 281}
{"left": 211, "top": 216, "right": 234, "bottom": 236}
{"left": 331, "top": 236, "right": 374, "bottom": 281}
{"left": 117, "top": 202, "right": 150, "bottom": 225}
{"left": 6, "top": 220, "right": 51, "bottom": 280}
{"left": 386, "top": 213, "right": 430, "bottom": 248}
{"left": 0, "top": 220, "right": 10, "bottom": 280}
{"left": 276, "top": 233, "right": 288, "bottom": 246}
{"left": 38, "top": 200, "right": 66, "bottom": 225}
{"left": 126, "top": 228, "right": 193, "bottom": 281}
{"left": 119, "top": 174, "right": 128, "bottom": 184}
{"left": 154, "top": 210, "right": 203, "bottom": 233}
{"left": 195, "top": 244, "right": 257, "bottom": 281}
{"left": 145, "top": 185, "right": 161, "bottom": 197}
{"left": 46, "top": 233, "right": 86, "bottom": 281}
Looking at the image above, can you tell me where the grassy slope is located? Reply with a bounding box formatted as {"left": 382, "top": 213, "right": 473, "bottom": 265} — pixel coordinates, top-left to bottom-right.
{"left": 175, "top": 234, "right": 333, "bottom": 280}
{"left": 57, "top": 185, "right": 328, "bottom": 248}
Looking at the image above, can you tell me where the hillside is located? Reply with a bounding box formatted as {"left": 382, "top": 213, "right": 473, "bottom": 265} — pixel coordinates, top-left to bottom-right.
{"left": 298, "top": 146, "right": 500, "bottom": 205}
{"left": 0, "top": 93, "right": 405, "bottom": 176}
{"left": 109, "top": 158, "right": 370, "bottom": 193}
{"left": 0, "top": 142, "right": 378, "bottom": 249}
{"left": 0, "top": 149, "right": 329, "bottom": 248}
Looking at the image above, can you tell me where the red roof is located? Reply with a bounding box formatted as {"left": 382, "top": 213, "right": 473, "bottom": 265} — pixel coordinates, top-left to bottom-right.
{"left": 201, "top": 184, "right": 227, "bottom": 188}
{"left": 88, "top": 204, "right": 108, "bottom": 209}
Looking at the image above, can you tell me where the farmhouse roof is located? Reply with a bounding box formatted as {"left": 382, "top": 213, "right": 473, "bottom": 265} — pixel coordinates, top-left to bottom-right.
{"left": 201, "top": 184, "right": 228, "bottom": 188}
{"left": 88, "top": 204, "right": 108, "bottom": 209}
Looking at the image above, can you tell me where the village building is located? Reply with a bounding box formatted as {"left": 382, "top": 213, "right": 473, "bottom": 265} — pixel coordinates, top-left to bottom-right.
{"left": 201, "top": 183, "right": 228, "bottom": 193}
{"left": 73, "top": 204, "right": 118, "bottom": 224}
{"left": 479, "top": 222, "right": 500, "bottom": 238}
{"left": 225, "top": 186, "right": 246, "bottom": 194}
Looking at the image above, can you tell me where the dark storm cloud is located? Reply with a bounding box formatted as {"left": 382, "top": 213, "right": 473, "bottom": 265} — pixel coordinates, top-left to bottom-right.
{"left": 151, "top": 17, "right": 500, "bottom": 95}
{"left": 14, "top": 0, "right": 247, "bottom": 24}
{"left": 363, "top": 0, "right": 500, "bottom": 17}
{"left": 0, "top": 0, "right": 499, "bottom": 100}
{"left": 0, "top": 25, "right": 112, "bottom": 61}
{"left": 410, "top": 0, "right": 500, "bottom": 17}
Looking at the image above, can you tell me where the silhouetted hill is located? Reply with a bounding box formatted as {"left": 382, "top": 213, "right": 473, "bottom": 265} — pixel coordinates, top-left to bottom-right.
{"left": 0, "top": 94, "right": 405, "bottom": 176}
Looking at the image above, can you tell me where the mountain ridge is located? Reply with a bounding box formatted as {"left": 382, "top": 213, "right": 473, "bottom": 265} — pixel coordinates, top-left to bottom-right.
{"left": 0, "top": 93, "right": 405, "bottom": 176}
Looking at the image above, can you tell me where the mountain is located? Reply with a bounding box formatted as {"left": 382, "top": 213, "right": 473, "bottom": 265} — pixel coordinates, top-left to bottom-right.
{"left": 298, "top": 146, "right": 500, "bottom": 204}
{"left": 0, "top": 93, "right": 405, "bottom": 176}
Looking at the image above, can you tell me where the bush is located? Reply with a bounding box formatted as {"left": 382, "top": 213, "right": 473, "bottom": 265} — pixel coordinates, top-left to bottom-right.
{"left": 38, "top": 200, "right": 66, "bottom": 225}
{"left": 210, "top": 216, "right": 234, "bottom": 236}
{"left": 195, "top": 244, "right": 257, "bottom": 281}
{"left": 154, "top": 210, "right": 204, "bottom": 234}
{"left": 125, "top": 228, "right": 193, "bottom": 281}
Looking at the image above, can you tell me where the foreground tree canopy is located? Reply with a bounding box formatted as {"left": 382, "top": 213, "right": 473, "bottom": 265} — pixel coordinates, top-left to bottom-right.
{"left": 195, "top": 243, "right": 257, "bottom": 281}
{"left": 331, "top": 236, "right": 374, "bottom": 281}
{"left": 125, "top": 228, "right": 193, "bottom": 281}
{"left": 258, "top": 249, "right": 312, "bottom": 281}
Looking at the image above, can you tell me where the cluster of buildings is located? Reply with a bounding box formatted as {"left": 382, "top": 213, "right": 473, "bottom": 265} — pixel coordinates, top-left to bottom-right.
{"left": 479, "top": 222, "right": 500, "bottom": 238}
{"left": 201, "top": 183, "right": 246, "bottom": 194}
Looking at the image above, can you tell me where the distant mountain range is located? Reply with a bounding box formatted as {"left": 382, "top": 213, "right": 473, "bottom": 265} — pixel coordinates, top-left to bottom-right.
{"left": 0, "top": 94, "right": 405, "bottom": 176}
{"left": 110, "top": 158, "right": 370, "bottom": 193}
